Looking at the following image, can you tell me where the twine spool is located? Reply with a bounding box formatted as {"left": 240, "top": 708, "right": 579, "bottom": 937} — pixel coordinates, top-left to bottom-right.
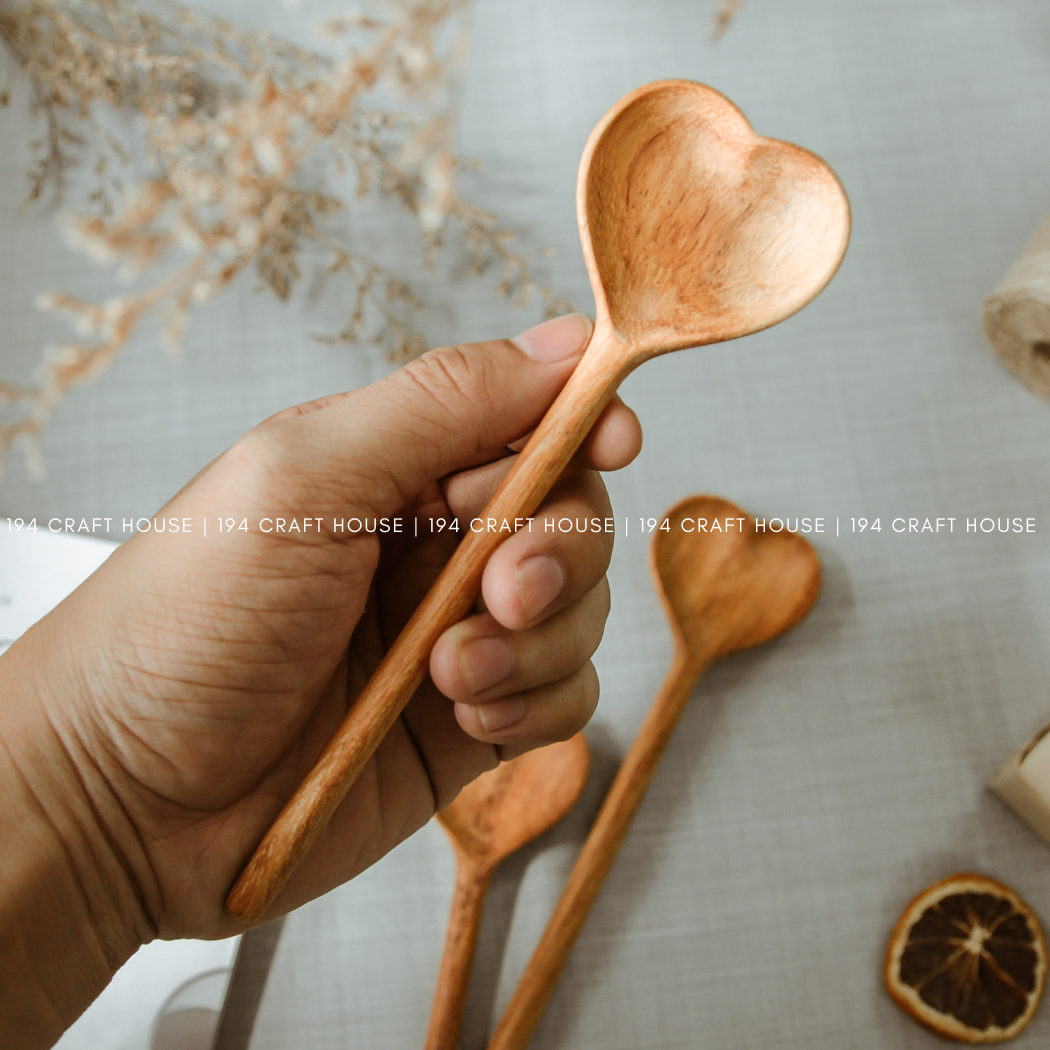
{"left": 982, "top": 214, "right": 1050, "bottom": 400}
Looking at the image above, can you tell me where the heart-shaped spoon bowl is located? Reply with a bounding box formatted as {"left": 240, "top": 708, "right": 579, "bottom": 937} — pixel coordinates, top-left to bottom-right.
{"left": 653, "top": 494, "right": 823, "bottom": 663}
{"left": 425, "top": 736, "right": 590, "bottom": 1050}
{"left": 438, "top": 734, "right": 590, "bottom": 864}
{"left": 581, "top": 80, "right": 850, "bottom": 358}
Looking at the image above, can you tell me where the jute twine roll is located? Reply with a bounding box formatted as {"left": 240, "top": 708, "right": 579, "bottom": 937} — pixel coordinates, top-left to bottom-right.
{"left": 983, "top": 214, "right": 1050, "bottom": 400}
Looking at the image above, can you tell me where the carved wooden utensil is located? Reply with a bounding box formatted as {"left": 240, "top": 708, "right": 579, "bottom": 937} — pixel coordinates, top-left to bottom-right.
{"left": 424, "top": 734, "right": 590, "bottom": 1050}
{"left": 226, "top": 80, "right": 850, "bottom": 923}
{"left": 485, "top": 495, "right": 823, "bottom": 1050}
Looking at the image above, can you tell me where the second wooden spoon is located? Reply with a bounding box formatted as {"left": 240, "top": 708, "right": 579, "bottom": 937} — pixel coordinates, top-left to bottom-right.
{"left": 485, "top": 495, "right": 822, "bottom": 1049}
{"left": 425, "top": 734, "right": 590, "bottom": 1050}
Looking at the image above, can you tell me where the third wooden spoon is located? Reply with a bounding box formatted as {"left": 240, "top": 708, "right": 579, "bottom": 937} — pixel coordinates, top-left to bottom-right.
{"left": 424, "top": 735, "right": 590, "bottom": 1050}
{"left": 485, "top": 494, "right": 823, "bottom": 1049}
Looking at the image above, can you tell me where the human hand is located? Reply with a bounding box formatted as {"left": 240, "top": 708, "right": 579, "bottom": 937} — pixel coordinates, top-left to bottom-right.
{"left": 0, "top": 313, "right": 640, "bottom": 1044}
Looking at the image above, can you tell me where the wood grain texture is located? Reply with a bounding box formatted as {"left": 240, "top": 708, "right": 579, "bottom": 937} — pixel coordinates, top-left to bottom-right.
{"left": 424, "top": 737, "right": 589, "bottom": 1050}
{"left": 425, "top": 857, "right": 494, "bottom": 1050}
{"left": 485, "top": 496, "right": 822, "bottom": 1050}
{"left": 226, "top": 80, "right": 849, "bottom": 924}
{"left": 579, "top": 80, "right": 850, "bottom": 356}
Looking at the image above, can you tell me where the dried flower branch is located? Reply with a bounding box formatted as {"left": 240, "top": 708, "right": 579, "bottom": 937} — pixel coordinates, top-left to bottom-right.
{"left": 711, "top": 0, "right": 744, "bottom": 42}
{"left": 0, "top": 0, "right": 566, "bottom": 476}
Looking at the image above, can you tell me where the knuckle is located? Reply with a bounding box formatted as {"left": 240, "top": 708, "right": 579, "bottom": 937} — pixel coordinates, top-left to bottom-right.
{"left": 223, "top": 423, "right": 299, "bottom": 494}
{"left": 567, "top": 662, "right": 600, "bottom": 733}
{"left": 584, "top": 469, "right": 614, "bottom": 515}
{"left": 536, "top": 488, "right": 615, "bottom": 572}
{"left": 525, "top": 581, "right": 609, "bottom": 680}
{"left": 555, "top": 466, "right": 612, "bottom": 514}
{"left": 583, "top": 578, "right": 611, "bottom": 654}
{"left": 597, "top": 574, "right": 612, "bottom": 616}
{"left": 567, "top": 599, "right": 598, "bottom": 667}
{"left": 401, "top": 343, "right": 499, "bottom": 426}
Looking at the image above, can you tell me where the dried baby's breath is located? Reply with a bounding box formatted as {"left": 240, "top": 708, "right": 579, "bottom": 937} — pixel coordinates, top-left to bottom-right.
{"left": 0, "top": 0, "right": 565, "bottom": 476}
{"left": 711, "top": 0, "right": 744, "bottom": 42}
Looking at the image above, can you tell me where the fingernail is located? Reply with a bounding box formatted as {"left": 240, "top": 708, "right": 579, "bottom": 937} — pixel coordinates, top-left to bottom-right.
{"left": 511, "top": 313, "right": 593, "bottom": 362}
{"left": 516, "top": 555, "right": 565, "bottom": 621}
{"left": 476, "top": 697, "right": 524, "bottom": 733}
{"left": 459, "top": 636, "right": 515, "bottom": 695}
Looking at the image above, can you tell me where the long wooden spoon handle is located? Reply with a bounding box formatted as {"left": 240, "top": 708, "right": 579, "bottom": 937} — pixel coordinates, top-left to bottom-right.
{"left": 486, "top": 652, "right": 706, "bottom": 1050}
{"left": 226, "top": 325, "right": 631, "bottom": 923}
{"left": 425, "top": 856, "right": 495, "bottom": 1050}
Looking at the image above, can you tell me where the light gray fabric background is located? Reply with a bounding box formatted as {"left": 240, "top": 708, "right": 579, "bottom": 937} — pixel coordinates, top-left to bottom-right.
{"left": 5, "top": 0, "right": 1050, "bottom": 1047}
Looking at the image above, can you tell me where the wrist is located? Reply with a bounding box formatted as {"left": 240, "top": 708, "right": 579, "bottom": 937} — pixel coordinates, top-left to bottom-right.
{"left": 0, "top": 619, "right": 154, "bottom": 1050}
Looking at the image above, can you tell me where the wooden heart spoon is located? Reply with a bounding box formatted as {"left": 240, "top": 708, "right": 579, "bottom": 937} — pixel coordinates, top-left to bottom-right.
{"left": 226, "top": 80, "right": 850, "bottom": 923}
{"left": 424, "top": 734, "right": 590, "bottom": 1050}
{"left": 485, "top": 495, "right": 822, "bottom": 1050}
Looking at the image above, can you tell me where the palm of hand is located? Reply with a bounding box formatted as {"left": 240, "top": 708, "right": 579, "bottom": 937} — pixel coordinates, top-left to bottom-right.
{"left": 80, "top": 485, "right": 491, "bottom": 937}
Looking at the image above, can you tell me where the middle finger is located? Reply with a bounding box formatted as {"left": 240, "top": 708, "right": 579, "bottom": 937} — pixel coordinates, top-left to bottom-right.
{"left": 445, "top": 464, "right": 616, "bottom": 630}
{"left": 430, "top": 578, "right": 610, "bottom": 705}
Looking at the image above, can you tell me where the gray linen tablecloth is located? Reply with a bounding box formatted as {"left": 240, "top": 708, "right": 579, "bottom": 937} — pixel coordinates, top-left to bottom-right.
{"left": 6, "top": 0, "right": 1050, "bottom": 1047}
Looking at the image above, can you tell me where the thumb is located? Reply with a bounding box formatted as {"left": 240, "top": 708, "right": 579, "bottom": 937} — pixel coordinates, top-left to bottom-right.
{"left": 269, "top": 313, "right": 594, "bottom": 515}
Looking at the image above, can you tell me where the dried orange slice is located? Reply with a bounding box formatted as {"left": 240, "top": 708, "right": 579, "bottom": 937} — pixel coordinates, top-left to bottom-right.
{"left": 885, "top": 873, "right": 1047, "bottom": 1043}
